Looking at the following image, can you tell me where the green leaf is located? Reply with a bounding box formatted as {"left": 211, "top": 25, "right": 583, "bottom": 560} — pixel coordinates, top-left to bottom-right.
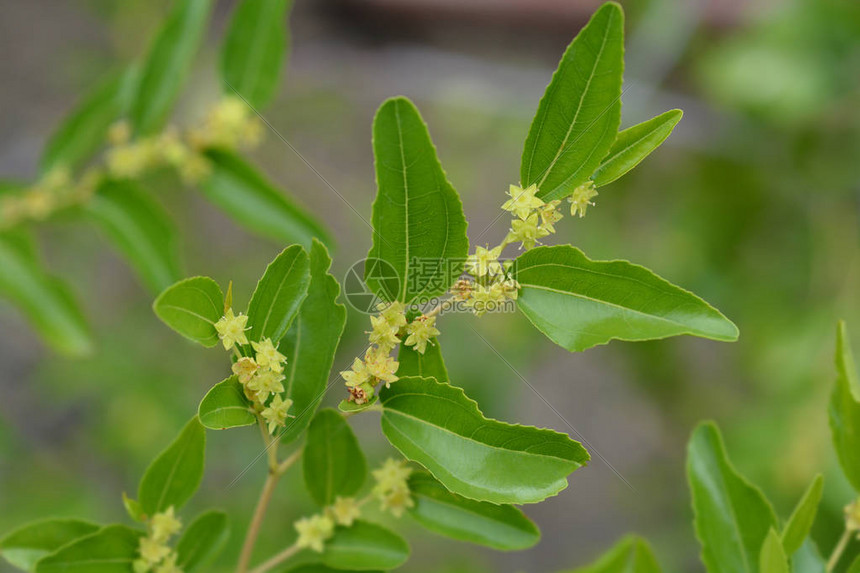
{"left": 0, "top": 519, "right": 99, "bottom": 571}
{"left": 246, "top": 244, "right": 310, "bottom": 345}
{"left": 591, "top": 109, "right": 683, "bottom": 188}
{"left": 200, "top": 150, "right": 331, "bottom": 248}
{"left": 122, "top": 493, "right": 146, "bottom": 523}
{"left": 562, "top": 535, "right": 660, "bottom": 573}
{"left": 687, "top": 422, "right": 778, "bottom": 573}
{"left": 85, "top": 179, "right": 181, "bottom": 293}
{"left": 153, "top": 276, "right": 224, "bottom": 347}
{"left": 514, "top": 245, "right": 738, "bottom": 352}
{"left": 848, "top": 555, "right": 860, "bottom": 573}
{"left": 176, "top": 510, "right": 229, "bottom": 572}
{"left": 322, "top": 521, "right": 409, "bottom": 571}
{"left": 397, "top": 339, "right": 448, "bottom": 383}
{"left": 198, "top": 376, "right": 256, "bottom": 430}
{"left": 0, "top": 232, "right": 93, "bottom": 356}
{"left": 338, "top": 396, "right": 378, "bottom": 414}
{"left": 380, "top": 376, "right": 589, "bottom": 504}
{"left": 366, "top": 97, "right": 469, "bottom": 303}
{"left": 780, "top": 474, "right": 823, "bottom": 556}
{"left": 129, "top": 0, "right": 213, "bottom": 135}
{"left": 830, "top": 321, "right": 860, "bottom": 493}
{"left": 220, "top": 0, "right": 291, "bottom": 108}
{"left": 287, "top": 566, "right": 382, "bottom": 573}
{"left": 791, "top": 540, "right": 826, "bottom": 573}
{"left": 521, "top": 2, "right": 624, "bottom": 201}
{"left": 138, "top": 417, "right": 206, "bottom": 516}
{"left": 406, "top": 471, "right": 539, "bottom": 550}
{"left": 279, "top": 240, "right": 347, "bottom": 443}
{"left": 33, "top": 525, "right": 141, "bottom": 573}
{"left": 303, "top": 409, "right": 367, "bottom": 506}
{"left": 759, "top": 529, "right": 789, "bottom": 573}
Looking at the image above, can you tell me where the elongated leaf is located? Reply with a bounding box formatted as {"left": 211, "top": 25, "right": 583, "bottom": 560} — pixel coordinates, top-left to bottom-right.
{"left": 591, "top": 109, "right": 682, "bottom": 187}
{"left": 848, "top": 556, "right": 860, "bottom": 573}
{"left": 153, "top": 276, "right": 224, "bottom": 347}
{"left": 176, "top": 510, "right": 229, "bottom": 572}
{"left": 0, "top": 232, "right": 92, "bottom": 356}
{"left": 830, "top": 321, "right": 860, "bottom": 492}
{"left": 407, "top": 471, "right": 539, "bottom": 550}
{"left": 303, "top": 409, "right": 367, "bottom": 506}
{"left": 138, "top": 417, "right": 206, "bottom": 516}
{"left": 366, "top": 97, "right": 468, "bottom": 304}
{"left": 279, "top": 240, "right": 346, "bottom": 443}
{"left": 34, "top": 525, "right": 141, "bottom": 573}
{"left": 0, "top": 519, "right": 99, "bottom": 571}
{"left": 220, "top": 0, "right": 291, "bottom": 108}
{"left": 380, "top": 376, "right": 589, "bottom": 504}
{"left": 246, "top": 244, "right": 310, "bottom": 345}
{"left": 198, "top": 376, "right": 256, "bottom": 430}
{"left": 514, "top": 245, "right": 738, "bottom": 352}
{"left": 521, "top": 2, "right": 624, "bottom": 201}
{"left": 781, "top": 474, "right": 823, "bottom": 556}
{"left": 130, "top": 0, "right": 212, "bottom": 135}
{"left": 85, "top": 179, "right": 181, "bottom": 293}
{"left": 687, "top": 422, "right": 778, "bottom": 573}
{"left": 791, "top": 540, "right": 826, "bottom": 573}
{"left": 397, "top": 338, "right": 448, "bottom": 383}
{"left": 759, "top": 529, "right": 788, "bottom": 573}
{"left": 200, "top": 150, "right": 331, "bottom": 248}
{"left": 322, "top": 521, "right": 409, "bottom": 571}
{"left": 562, "top": 535, "right": 660, "bottom": 573}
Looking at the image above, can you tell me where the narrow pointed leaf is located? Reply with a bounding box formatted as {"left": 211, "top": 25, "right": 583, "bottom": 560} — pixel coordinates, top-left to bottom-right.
{"left": 687, "top": 422, "right": 778, "bottom": 573}
{"left": 521, "top": 2, "right": 624, "bottom": 201}
{"left": 0, "top": 519, "right": 99, "bottom": 571}
{"left": 406, "top": 471, "right": 539, "bottom": 550}
{"left": 380, "top": 376, "right": 589, "bottom": 504}
{"left": 781, "top": 474, "right": 823, "bottom": 556}
{"left": 85, "top": 179, "right": 181, "bottom": 293}
{"left": 34, "top": 525, "right": 141, "bottom": 573}
{"left": 514, "top": 245, "right": 738, "bottom": 352}
{"left": 198, "top": 376, "right": 256, "bottom": 430}
{"left": 176, "top": 510, "right": 229, "bottom": 572}
{"left": 338, "top": 396, "right": 378, "bottom": 414}
{"left": 303, "top": 409, "right": 366, "bottom": 506}
{"left": 153, "top": 276, "right": 224, "bottom": 347}
{"left": 220, "top": 0, "right": 291, "bottom": 108}
{"left": 366, "top": 97, "right": 468, "bottom": 304}
{"left": 129, "top": 0, "right": 213, "bottom": 135}
{"left": 562, "top": 535, "right": 660, "bottom": 573}
{"left": 591, "top": 109, "right": 683, "bottom": 187}
{"left": 200, "top": 150, "right": 331, "bottom": 248}
{"left": 397, "top": 338, "right": 448, "bottom": 383}
{"left": 322, "top": 521, "right": 409, "bottom": 571}
{"left": 759, "top": 529, "right": 789, "bottom": 573}
{"left": 830, "top": 321, "right": 860, "bottom": 493}
{"left": 246, "top": 244, "right": 310, "bottom": 345}
{"left": 138, "top": 417, "right": 206, "bottom": 516}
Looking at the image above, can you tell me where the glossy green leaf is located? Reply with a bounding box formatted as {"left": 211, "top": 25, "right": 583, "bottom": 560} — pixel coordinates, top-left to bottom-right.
{"left": 366, "top": 97, "right": 468, "bottom": 303}
{"left": 830, "top": 321, "right": 860, "bottom": 492}
{"left": 0, "top": 231, "right": 93, "bottom": 356}
{"left": 200, "top": 150, "right": 331, "bottom": 248}
{"left": 246, "top": 244, "right": 310, "bottom": 345}
{"left": 138, "top": 417, "right": 206, "bottom": 516}
{"left": 687, "top": 422, "right": 778, "bottom": 573}
{"left": 129, "top": 0, "right": 212, "bottom": 135}
{"left": 790, "top": 540, "right": 826, "bottom": 573}
{"left": 521, "top": 2, "right": 624, "bottom": 201}
{"left": 122, "top": 493, "right": 145, "bottom": 523}
{"left": 406, "top": 471, "right": 539, "bottom": 550}
{"left": 848, "top": 555, "right": 860, "bottom": 573}
{"left": 514, "top": 245, "right": 738, "bottom": 352}
{"left": 303, "top": 409, "right": 367, "bottom": 506}
{"left": 321, "top": 521, "right": 409, "bottom": 571}
{"left": 176, "top": 510, "right": 229, "bottom": 572}
{"left": 153, "top": 276, "right": 224, "bottom": 347}
{"left": 591, "top": 109, "right": 683, "bottom": 187}
{"left": 781, "top": 474, "right": 823, "bottom": 556}
{"left": 198, "top": 376, "right": 256, "bottom": 430}
{"left": 279, "top": 240, "right": 346, "bottom": 442}
{"left": 397, "top": 339, "right": 448, "bottom": 383}
{"left": 562, "top": 535, "right": 660, "bottom": 573}
{"left": 220, "top": 0, "right": 291, "bottom": 108}
{"left": 0, "top": 519, "right": 99, "bottom": 571}
{"left": 85, "top": 179, "right": 181, "bottom": 293}
{"left": 380, "top": 376, "right": 589, "bottom": 504}
{"left": 33, "top": 525, "right": 141, "bottom": 573}
{"left": 338, "top": 396, "right": 378, "bottom": 414}
{"left": 759, "top": 529, "right": 788, "bottom": 573}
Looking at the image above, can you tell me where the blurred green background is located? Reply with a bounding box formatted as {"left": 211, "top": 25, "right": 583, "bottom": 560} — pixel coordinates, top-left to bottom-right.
{"left": 1, "top": 0, "right": 859, "bottom": 571}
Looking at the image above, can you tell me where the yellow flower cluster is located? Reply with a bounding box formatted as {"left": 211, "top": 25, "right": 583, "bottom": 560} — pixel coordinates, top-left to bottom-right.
{"left": 457, "top": 242, "right": 519, "bottom": 317}
{"left": 105, "top": 123, "right": 213, "bottom": 185}
{"left": 133, "top": 507, "right": 183, "bottom": 573}
{"left": 372, "top": 458, "right": 413, "bottom": 518}
{"left": 188, "top": 96, "right": 264, "bottom": 151}
{"left": 0, "top": 166, "right": 100, "bottom": 229}
{"left": 327, "top": 496, "right": 361, "bottom": 527}
{"left": 294, "top": 513, "right": 335, "bottom": 553}
{"left": 404, "top": 315, "right": 440, "bottom": 355}
{"left": 341, "top": 302, "right": 405, "bottom": 405}
{"left": 501, "top": 183, "right": 564, "bottom": 250}
{"left": 568, "top": 181, "right": 598, "bottom": 218}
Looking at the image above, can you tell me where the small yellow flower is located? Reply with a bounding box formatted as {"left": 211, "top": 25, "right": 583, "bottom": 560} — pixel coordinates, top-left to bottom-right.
{"left": 538, "top": 199, "right": 563, "bottom": 233}
{"left": 341, "top": 357, "right": 372, "bottom": 388}
{"left": 139, "top": 536, "right": 170, "bottom": 565}
{"left": 150, "top": 506, "right": 182, "bottom": 542}
{"left": 507, "top": 213, "right": 550, "bottom": 250}
{"left": 178, "top": 153, "right": 212, "bottom": 185}
{"left": 465, "top": 245, "right": 503, "bottom": 278}
{"left": 248, "top": 368, "right": 285, "bottom": 397}
{"left": 466, "top": 283, "right": 508, "bottom": 317}
{"left": 295, "top": 514, "right": 335, "bottom": 553}
{"left": 499, "top": 278, "right": 520, "bottom": 301}
{"left": 372, "top": 458, "right": 412, "bottom": 494}
{"left": 23, "top": 187, "right": 55, "bottom": 220}
{"left": 502, "top": 184, "right": 544, "bottom": 220}
{"left": 568, "top": 181, "right": 598, "bottom": 218}
{"left": 328, "top": 496, "right": 361, "bottom": 527}
{"left": 846, "top": 498, "right": 860, "bottom": 532}
{"left": 106, "top": 140, "right": 155, "bottom": 179}
{"left": 232, "top": 357, "right": 259, "bottom": 384}
{"left": 377, "top": 301, "right": 408, "bottom": 330}
{"left": 404, "top": 315, "right": 440, "bottom": 355}
{"left": 252, "top": 338, "right": 287, "bottom": 372}
{"left": 380, "top": 487, "right": 414, "bottom": 518}
{"left": 153, "top": 553, "right": 182, "bottom": 573}
{"left": 450, "top": 279, "right": 473, "bottom": 301}
{"left": 369, "top": 315, "right": 401, "bottom": 352}
{"left": 214, "top": 308, "right": 249, "bottom": 350}
{"left": 261, "top": 395, "right": 292, "bottom": 434}
{"left": 133, "top": 559, "right": 151, "bottom": 573}
{"left": 364, "top": 346, "right": 399, "bottom": 386}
